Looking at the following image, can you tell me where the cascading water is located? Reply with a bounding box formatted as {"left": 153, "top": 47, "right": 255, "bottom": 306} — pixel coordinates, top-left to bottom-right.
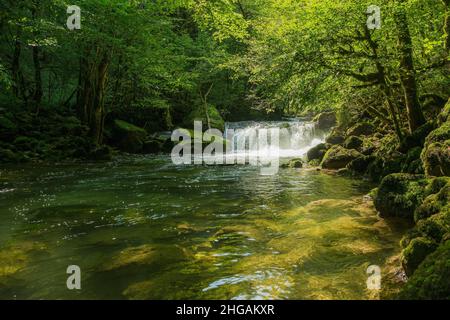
{"left": 224, "top": 120, "right": 327, "bottom": 159}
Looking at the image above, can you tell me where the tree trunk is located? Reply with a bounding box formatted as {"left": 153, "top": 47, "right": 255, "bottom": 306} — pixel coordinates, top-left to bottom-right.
{"left": 91, "top": 53, "right": 109, "bottom": 145}
{"left": 394, "top": 1, "right": 426, "bottom": 133}
{"left": 364, "top": 26, "right": 404, "bottom": 142}
{"left": 32, "top": 45, "right": 43, "bottom": 111}
{"left": 11, "top": 35, "right": 21, "bottom": 98}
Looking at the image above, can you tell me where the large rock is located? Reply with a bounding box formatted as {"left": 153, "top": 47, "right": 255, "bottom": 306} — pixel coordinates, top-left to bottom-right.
{"left": 421, "top": 122, "right": 450, "bottom": 177}
{"left": 398, "top": 240, "right": 450, "bottom": 299}
{"left": 374, "top": 173, "right": 429, "bottom": 219}
{"left": 343, "top": 136, "right": 363, "bottom": 150}
{"left": 346, "top": 122, "right": 374, "bottom": 137}
{"left": 313, "top": 112, "right": 336, "bottom": 130}
{"left": 346, "top": 155, "right": 375, "bottom": 174}
{"left": 325, "top": 128, "right": 345, "bottom": 145}
{"left": 111, "top": 120, "right": 148, "bottom": 154}
{"left": 306, "top": 143, "right": 329, "bottom": 162}
{"left": 437, "top": 98, "right": 450, "bottom": 125}
{"left": 401, "top": 237, "right": 438, "bottom": 277}
{"left": 320, "top": 145, "right": 361, "bottom": 169}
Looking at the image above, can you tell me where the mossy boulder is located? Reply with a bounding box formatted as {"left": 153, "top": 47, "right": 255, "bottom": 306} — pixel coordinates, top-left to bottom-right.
{"left": 401, "top": 237, "right": 438, "bottom": 277}
{"left": 374, "top": 173, "right": 429, "bottom": 219}
{"left": 367, "top": 153, "right": 406, "bottom": 182}
{"left": 398, "top": 240, "right": 450, "bottom": 299}
{"left": 346, "top": 121, "right": 374, "bottom": 137}
{"left": 398, "top": 122, "right": 436, "bottom": 153}
{"left": 111, "top": 120, "right": 148, "bottom": 154}
{"left": 313, "top": 112, "right": 336, "bottom": 130}
{"left": 402, "top": 147, "right": 424, "bottom": 174}
{"left": 346, "top": 155, "right": 375, "bottom": 174}
{"left": 320, "top": 145, "right": 362, "bottom": 170}
{"left": 343, "top": 135, "right": 363, "bottom": 150}
{"left": 414, "top": 179, "right": 449, "bottom": 222}
{"left": 325, "top": 129, "right": 345, "bottom": 145}
{"left": 306, "top": 143, "right": 329, "bottom": 162}
{"left": 421, "top": 121, "right": 450, "bottom": 177}
{"left": 437, "top": 98, "right": 450, "bottom": 125}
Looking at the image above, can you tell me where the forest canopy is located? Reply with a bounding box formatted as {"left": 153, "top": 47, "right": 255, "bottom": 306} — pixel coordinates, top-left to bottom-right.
{"left": 0, "top": 0, "right": 449, "bottom": 145}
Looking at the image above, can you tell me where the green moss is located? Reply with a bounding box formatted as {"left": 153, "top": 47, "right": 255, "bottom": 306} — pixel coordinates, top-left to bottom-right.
{"left": 374, "top": 173, "right": 429, "bottom": 219}
{"left": 346, "top": 155, "right": 375, "bottom": 174}
{"left": 401, "top": 237, "right": 438, "bottom": 276}
{"left": 437, "top": 98, "right": 450, "bottom": 125}
{"left": 114, "top": 120, "right": 147, "bottom": 135}
{"left": 398, "top": 240, "right": 450, "bottom": 299}
{"left": 346, "top": 121, "right": 374, "bottom": 137}
{"left": 343, "top": 136, "right": 363, "bottom": 150}
{"left": 320, "top": 145, "right": 361, "bottom": 170}
{"left": 415, "top": 180, "right": 449, "bottom": 221}
{"left": 400, "top": 228, "right": 422, "bottom": 248}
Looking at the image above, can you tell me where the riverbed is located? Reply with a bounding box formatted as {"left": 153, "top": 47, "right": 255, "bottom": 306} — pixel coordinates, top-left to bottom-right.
{"left": 0, "top": 155, "right": 405, "bottom": 299}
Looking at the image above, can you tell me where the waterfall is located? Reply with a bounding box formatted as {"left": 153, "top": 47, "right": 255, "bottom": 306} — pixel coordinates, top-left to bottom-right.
{"left": 224, "top": 120, "right": 327, "bottom": 159}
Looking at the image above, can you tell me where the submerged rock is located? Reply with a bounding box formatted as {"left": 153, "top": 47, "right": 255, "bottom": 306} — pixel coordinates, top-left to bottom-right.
{"left": 320, "top": 145, "right": 361, "bottom": 170}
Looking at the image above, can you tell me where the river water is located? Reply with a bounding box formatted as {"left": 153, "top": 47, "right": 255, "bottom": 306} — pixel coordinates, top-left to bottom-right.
{"left": 0, "top": 121, "right": 405, "bottom": 299}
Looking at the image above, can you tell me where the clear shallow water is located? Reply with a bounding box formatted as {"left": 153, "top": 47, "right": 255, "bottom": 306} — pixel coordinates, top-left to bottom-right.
{"left": 0, "top": 155, "right": 405, "bottom": 299}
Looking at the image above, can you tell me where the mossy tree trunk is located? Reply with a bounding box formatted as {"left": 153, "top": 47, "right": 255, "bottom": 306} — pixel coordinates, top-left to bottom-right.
{"left": 394, "top": 1, "right": 426, "bottom": 133}
{"left": 364, "top": 26, "right": 404, "bottom": 142}
{"left": 77, "top": 47, "right": 109, "bottom": 145}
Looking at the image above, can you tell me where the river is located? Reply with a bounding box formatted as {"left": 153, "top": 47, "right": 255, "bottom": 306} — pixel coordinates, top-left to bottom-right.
{"left": 0, "top": 120, "right": 405, "bottom": 299}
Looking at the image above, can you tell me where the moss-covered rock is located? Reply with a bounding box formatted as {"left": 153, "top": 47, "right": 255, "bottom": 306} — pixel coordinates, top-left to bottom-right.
{"left": 398, "top": 240, "right": 450, "bottom": 299}
{"left": 437, "top": 98, "right": 450, "bottom": 125}
{"left": 325, "top": 128, "right": 345, "bottom": 145}
{"left": 111, "top": 119, "right": 148, "bottom": 154}
{"left": 288, "top": 158, "right": 303, "bottom": 168}
{"left": 346, "top": 121, "right": 374, "bottom": 137}
{"left": 346, "top": 155, "right": 375, "bottom": 174}
{"left": 421, "top": 121, "right": 450, "bottom": 177}
{"left": 313, "top": 111, "right": 336, "bottom": 130}
{"left": 398, "top": 122, "right": 436, "bottom": 153}
{"left": 306, "top": 143, "right": 329, "bottom": 162}
{"left": 343, "top": 136, "right": 363, "bottom": 150}
{"left": 374, "top": 173, "right": 429, "bottom": 219}
{"left": 401, "top": 147, "right": 424, "bottom": 174}
{"left": 401, "top": 237, "right": 438, "bottom": 277}
{"left": 414, "top": 179, "right": 449, "bottom": 222}
{"left": 320, "top": 145, "right": 361, "bottom": 170}
{"left": 367, "top": 153, "right": 406, "bottom": 182}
